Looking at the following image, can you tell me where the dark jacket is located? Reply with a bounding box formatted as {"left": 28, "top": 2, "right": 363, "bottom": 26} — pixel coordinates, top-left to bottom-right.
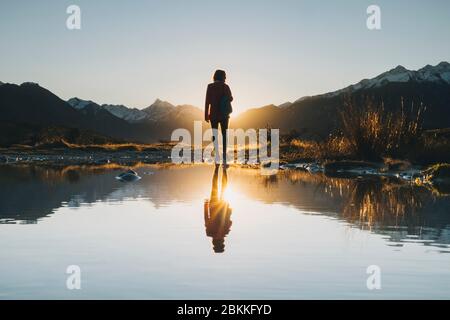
{"left": 205, "top": 81, "right": 233, "bottom": 121}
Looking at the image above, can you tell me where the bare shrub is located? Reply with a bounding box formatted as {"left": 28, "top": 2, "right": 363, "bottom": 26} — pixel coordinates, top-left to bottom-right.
{"left": 339, "top": 97, "right": 425, "bottom": 160}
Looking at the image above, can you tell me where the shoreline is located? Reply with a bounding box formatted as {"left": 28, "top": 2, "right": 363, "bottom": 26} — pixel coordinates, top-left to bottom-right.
{"left": 1, "top": 149, "right": 449, "bottom": 193}
{"left": 1, "top": 142, "right": 449, "bottom": 187}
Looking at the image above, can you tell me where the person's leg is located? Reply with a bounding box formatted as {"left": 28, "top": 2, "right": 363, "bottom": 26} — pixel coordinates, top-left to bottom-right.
{"left": 210, "top": 120, "right": 220, "bottom": 164}
{"left": 220, "top": 118, "right": 229, "bottom": 164}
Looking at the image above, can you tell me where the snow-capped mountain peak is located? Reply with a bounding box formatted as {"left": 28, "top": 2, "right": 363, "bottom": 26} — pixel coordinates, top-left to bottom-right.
{"left": 391, "top": 65, "right": 407, "bottom": 72}
{"left": 67, "top": 97, "right": 148, "bottom": 122}
{"left": 67, "top": 97, "right": 189, "bottom": 123}
{"left": 319, "top": 61, "right": 450, "bottom": 98}
{"left": 67, "top": 97, "right": 96, "bottom": 110}
{"left": 102, "top": 104, "right": 148, "bottom": 122}
{"left": 416, "top": 61, "right": 450, "bottom": 82}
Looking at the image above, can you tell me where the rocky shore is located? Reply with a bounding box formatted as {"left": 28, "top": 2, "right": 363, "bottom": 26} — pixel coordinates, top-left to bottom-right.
{"left": 280, "top": 160, "right": 450, "bottom": 192}
{"left": 0, "top": 149, "right": 172, "bottom": 166}
{"left": 1, "top": 148, "right": 449, "bottom": 193}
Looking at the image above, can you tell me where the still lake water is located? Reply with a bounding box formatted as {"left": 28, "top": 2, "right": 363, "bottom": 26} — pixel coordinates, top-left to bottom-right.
{"left": 0, "top": 164, "right": 449, "bottom": 299}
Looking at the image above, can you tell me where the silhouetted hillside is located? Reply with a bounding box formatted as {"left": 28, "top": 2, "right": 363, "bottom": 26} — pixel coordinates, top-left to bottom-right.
{"left": 1, "top": 62, "right": 449, "bottom": 145}
{"left": 232, "top": 63, "right": 450, "bottom": 139}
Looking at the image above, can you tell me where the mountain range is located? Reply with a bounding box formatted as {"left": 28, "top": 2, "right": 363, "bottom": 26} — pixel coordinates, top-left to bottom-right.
{"left": 1, "top": 62, "right": 449, "bottom": 146}
{"left": 67, "top": 97, "right": 199, "bottom": 124}
{"left": 233, "top": 61, "right": 450, "bottom": 138}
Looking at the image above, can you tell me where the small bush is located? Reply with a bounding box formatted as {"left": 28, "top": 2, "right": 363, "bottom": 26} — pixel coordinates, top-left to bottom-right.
{"left": 339, "top": 97, "right": 425, "bottom": 161}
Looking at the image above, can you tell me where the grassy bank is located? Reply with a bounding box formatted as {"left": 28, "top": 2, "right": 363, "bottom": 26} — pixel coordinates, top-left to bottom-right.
{"left": 280, "top": 98, "right": 450, "bottom": 166}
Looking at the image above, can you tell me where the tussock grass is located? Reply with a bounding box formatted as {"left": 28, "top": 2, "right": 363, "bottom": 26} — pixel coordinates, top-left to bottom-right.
{"left": 281, "top": 97, "right": 448, "bottom": 165}
{"left": 339, "top": 97, "right": 424, "bottom": 161}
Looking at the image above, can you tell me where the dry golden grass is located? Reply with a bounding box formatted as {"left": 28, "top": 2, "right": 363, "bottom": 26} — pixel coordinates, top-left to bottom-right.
{"left": 62, "top": 140, "right": 175, "bottom": 152}
{"left": 280, "top": 97, "right": 442, "bottom": 164}
{"left": 339, "top": 97, "right": 424, "bottom": 160}
{"left": 280, "top": 136, "right": 353, "bottom": 162}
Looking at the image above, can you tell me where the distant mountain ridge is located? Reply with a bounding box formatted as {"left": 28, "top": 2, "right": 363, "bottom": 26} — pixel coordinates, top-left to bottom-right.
{"left": 318, "top": 61, "right": 450, "bottom": 99}
{"left": 1, "top": 62, "right": 449, "bottom": 146}
{"left": 67, "top": 97, "right": 97, "bottom": 110}
{"left": 234, "top": 61, "right": 450, "bottom": 138}
{"left": 0, "top": 82, "right": 144, "bottom": 145}
{"left": 68, "top": 97, "right": 148, "bottom": 122}
{"left": 103, "top": 104, "right": 148, "bottom": 122}
{"left": 67, "top": 97, "right": 197, "bottom": 123}
{"left": 0, "top": 82, "right": 205, "bottom": 145}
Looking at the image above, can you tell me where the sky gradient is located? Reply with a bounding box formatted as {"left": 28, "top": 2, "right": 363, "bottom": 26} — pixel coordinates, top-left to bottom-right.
{"left": 1, "top": 0, "right": 449, "bottom": 113}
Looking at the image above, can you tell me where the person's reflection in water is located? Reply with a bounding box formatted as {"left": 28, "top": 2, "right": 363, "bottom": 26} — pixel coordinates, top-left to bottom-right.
{"left": 204, "top": 166, "right": 232, "bottom": 253}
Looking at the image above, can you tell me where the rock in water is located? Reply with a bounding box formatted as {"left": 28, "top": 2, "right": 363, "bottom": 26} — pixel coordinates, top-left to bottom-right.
{"left": 116, "top": 169, "right": 141, "bottom": 182}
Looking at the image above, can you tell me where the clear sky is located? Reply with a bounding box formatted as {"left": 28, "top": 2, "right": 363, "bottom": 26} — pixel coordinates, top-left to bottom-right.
{"left": 1, "top": 0, "right": 449, "bottom": 113}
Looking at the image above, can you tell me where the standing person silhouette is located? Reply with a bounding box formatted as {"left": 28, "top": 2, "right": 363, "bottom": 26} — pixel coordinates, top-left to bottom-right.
{"left": 204, "top": 166, "right": 232, "bottom": 253}
{"left": 205, "top": 70, "right": 233, "bottom": 165}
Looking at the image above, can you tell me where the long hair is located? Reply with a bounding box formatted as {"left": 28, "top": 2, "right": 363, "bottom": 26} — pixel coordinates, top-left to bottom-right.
{"left": 213, "top": 69, "right": 226, "bottom": 82}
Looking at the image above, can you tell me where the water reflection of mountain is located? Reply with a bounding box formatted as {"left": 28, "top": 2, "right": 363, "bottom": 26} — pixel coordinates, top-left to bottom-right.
{"left": 0, "top": 164, "right": 449, "bottom": 250}
{"left": 0, "top": 164, "right": 216, "bottom": 222}
{"left": 273, "top": 171, "right": 450, "bottom": 249}
{"left": 0, "top": 165, "right": 120, "bottom": 222}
